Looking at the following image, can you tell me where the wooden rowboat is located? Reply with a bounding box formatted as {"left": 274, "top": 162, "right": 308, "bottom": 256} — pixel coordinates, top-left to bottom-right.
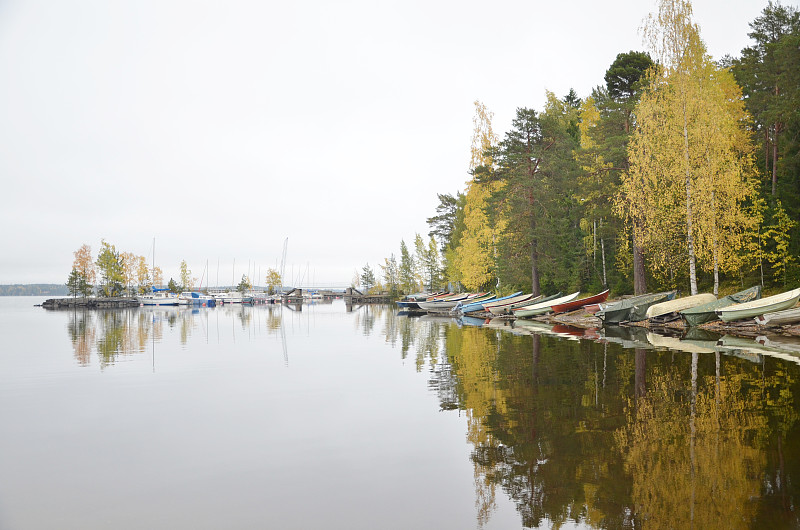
{"left": 717, "top": 287, "right": 800, "bottom": 322}
{"left": 550, "top": 289, "right": 610, "bottom": 314}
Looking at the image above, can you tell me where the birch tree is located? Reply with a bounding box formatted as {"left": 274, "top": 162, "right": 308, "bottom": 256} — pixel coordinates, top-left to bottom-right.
{"left": 454, "top": 100, "right": 503, "bottom": 291}
{"left": 619, "top": 0, "right": 759, "bottom": 294}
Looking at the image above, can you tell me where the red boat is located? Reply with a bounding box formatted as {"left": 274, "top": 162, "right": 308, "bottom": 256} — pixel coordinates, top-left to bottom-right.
{"left": 550, "top": 289, "right": 610, "bottom": 314}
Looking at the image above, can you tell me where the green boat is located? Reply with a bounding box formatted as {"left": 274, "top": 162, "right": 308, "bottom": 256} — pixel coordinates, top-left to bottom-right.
{"left": 596, "top": 291, "right": 676, "bottom": 324}
{"left": 679, "top": 285, "right": 761, "bottom": 326}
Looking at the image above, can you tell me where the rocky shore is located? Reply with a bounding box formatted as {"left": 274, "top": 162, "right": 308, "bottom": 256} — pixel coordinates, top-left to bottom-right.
{"left": 41, "top": 297, "right": 140, "bottom": 309}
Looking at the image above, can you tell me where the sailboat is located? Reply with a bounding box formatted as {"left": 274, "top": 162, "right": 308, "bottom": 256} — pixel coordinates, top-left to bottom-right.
{"left": 137, "top": 238, "right": 179, "bottom": 306}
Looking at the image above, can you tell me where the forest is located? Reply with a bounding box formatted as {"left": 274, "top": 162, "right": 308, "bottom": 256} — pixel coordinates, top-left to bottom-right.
{"left": 376, "top": 0, "right": 800, "bottom": 299}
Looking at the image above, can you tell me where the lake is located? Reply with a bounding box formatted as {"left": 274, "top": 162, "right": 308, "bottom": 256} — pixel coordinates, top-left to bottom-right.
{"left": 2, "top": 296, "right": 800, "bottom": 529}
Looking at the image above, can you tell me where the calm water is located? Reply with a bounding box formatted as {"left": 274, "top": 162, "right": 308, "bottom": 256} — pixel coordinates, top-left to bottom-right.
{"left": 2, "top": 297, "right": 800, "bottom": 529}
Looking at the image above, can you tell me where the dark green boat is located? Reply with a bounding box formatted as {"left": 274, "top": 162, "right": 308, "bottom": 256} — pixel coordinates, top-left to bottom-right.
{"left": 679, "top": 285, "right": 761, "bottom": 326}
{"left": 596, "top": 291, "right": 676, "bottom": 324}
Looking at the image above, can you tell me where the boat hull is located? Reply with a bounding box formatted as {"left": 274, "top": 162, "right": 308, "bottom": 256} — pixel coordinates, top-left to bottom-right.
{"left": 645, "top": 293, "right": 717, "bottom": 319}
{"left": 717, "top": 288, "right": 800, "bottom": 322}
{"left": 514, "top": 292, "right": 580, "bottom": 318}
{"left": 597, "top": 291, "right": 676, "bottom": 324}
{"left": 550, "top": 289, "right": 610, "bottom": 314}
{"left": 755, "top": 307, "right": 800, "bottom": 326}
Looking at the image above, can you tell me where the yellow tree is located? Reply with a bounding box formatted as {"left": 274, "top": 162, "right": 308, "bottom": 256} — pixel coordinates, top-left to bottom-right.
{"left": 152, "top": 266, "right": 164, "bottom": 287}
{"left": 264, "top": 267, "right": 282, "bottom": 294}
{"left": 455, "top": 100, "right": 505, "bottom": 290}
{"left": 136, "top": 256, "right": 150, "bottom": 294}
{"left": 120, "top": 252, "right": 137, "bottom": 296}
{"left": 72, "top": 244, "right": 96, "bottom": 289}
{"left": 179, "top": 260, "right": 195, "bottom": 291}
{"left": 619, "top": 0, "right": 759, "bottom": 294}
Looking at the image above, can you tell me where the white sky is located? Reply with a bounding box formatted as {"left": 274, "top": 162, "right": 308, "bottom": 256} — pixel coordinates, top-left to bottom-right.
{"left": 0, "top": 0, "right": 784, "bottom": 286}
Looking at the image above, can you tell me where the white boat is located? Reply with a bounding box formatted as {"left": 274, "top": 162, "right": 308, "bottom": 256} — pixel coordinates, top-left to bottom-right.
{"left": 178, "top": 291, "right": 216, "bottom": 307}
{"left": 755, "top": 307, "right": 800, "bottom": 327}
{"left": 645, "top": 293, "right": 717, "bottom": 319}
{"left": 717, "top": 288, "right": 800, "bottom": 322}
{"left": 417, "top": 294, "right": 469, "bottom": 312}
{"left": 138, "top": 288, "right": 179, "bottom": 306}
{"left": 212, "top": 291, "right": 244, "bottom": 304}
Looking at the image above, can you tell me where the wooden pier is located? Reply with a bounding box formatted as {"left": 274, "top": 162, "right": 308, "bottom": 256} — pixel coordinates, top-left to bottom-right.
{"left": 343, "top": 287, "right": 392, "bottom": 303}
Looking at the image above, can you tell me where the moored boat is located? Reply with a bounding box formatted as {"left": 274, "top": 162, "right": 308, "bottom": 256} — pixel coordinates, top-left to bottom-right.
{"left": 679, "top": 285, "right": 761, "bottom": 326}
{"left": 717, "top": 287, "right": 800, "bottom": 322}
{"left": 213, "top": 291, "right": 244, "bottom": 304}
{"left": 138, "top": 288, "right": 180, "bottom": 306}
{"left": 550, "top": 289, "right": 610, "bottom": 314}
{"left": 178, "top": 291, "right": 217, "bottom": 307}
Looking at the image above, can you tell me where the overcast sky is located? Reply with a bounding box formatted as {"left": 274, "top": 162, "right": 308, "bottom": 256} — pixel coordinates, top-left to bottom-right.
{"left": 0, "top": 0, "right": 783, "bottom": 287}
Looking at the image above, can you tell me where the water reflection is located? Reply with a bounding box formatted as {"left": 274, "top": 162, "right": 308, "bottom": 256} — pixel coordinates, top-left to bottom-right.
{"left": 394, "top": 312, "right": 800, "bottom": 528}
{"left": 60, "top": 303, "right": 800, "bottom": 528}
{"left": 65, "top": 304, "right": 288, "bottom": 367}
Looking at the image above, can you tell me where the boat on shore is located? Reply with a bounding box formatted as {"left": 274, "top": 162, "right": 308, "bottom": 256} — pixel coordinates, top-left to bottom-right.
{"left": 645, "top": 293, "right": 717, "bottom": 320}
{"left": 417, "top": 293, "right": 470, "bottom": 312}
{"left": 717, "top": 287, "right": 800, "bottom": 322}
{"left": 486, "top": 293, "right": 538, "bottom": 316}
{"left": 513, "top": 291, "right": 580, "bottom": 319}
{"left": 679, "top": 286, "right": 761, "bottom": 326}
{"left": 755, "top": 307, "right": 800, "bottom": 327}
{"left": 596, "top": 291, "right": 676, "bottom": 324}
{"left": 455, "top": 293, "right": 496, "bottom": 313}
{"left": 483, "top": 291, "right": 533, "bottom": 314}
{"left": 550, "top": 289, "right": 610, "bottom": 314}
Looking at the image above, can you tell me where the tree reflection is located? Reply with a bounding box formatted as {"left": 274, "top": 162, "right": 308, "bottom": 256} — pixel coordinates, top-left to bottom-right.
{"left": 67, "top": 310, "right": 94, "bottom": 365}
{"left": 398, "top": 314, "right": 800, "bottom": 529}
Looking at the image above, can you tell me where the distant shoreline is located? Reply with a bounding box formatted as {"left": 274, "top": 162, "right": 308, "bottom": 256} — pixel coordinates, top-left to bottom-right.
{"left": 0, "top": 284, "right": 69, "bottom": 296}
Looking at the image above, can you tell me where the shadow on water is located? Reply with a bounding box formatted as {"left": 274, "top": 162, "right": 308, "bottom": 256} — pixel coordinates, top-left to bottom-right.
{"left": 394, "top": 311, "right": 800, "bottom": 529}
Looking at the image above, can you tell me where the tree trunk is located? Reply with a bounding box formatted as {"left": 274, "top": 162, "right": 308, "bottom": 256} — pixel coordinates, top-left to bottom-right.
{"left": 712, "top": 191, "right": 719, "bottom": 296}
{"left": 633, "top": 226, "right": 647, "bottom": 295}
{"left": 772, "top": 128, "right": 779, "bottom": 195}
{"left": 601, "top": 237, "right": 608, "bottom": 288}
{"left": 531, "top": 241, "right": 541, "bottom": 297}
{"left": 635, "top": 348, "right": 646, "bottom": 398}
{"left": 683, "top": 102, "right": 698, "bottom": 295}
{"left": 765, "top": 128, "right": 770, "bottom": 177}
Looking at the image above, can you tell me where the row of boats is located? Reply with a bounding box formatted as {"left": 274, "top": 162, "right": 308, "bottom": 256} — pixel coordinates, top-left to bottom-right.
{"left": 397, "top": 290, "right": 609, "bottom": 318}
{"left": 398, "top": 285, "right": 800, "bottom": 327}
{"left": 137, "top": 288, "right": 286, "bottom": 307}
